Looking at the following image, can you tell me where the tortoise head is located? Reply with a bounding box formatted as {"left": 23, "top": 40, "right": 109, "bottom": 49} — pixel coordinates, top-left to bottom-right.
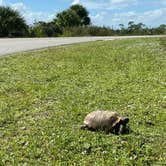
{"left": 121, "top": 117, "right": 129, "bottom": 125}
{"left": 112, "top": 117, "right": 129, "bottom": 134}
{"left": 112, "top": 117, "right": 129, "bottom": 127}
{"left": 119, "top": 117, "right": 129, "bottom": 134}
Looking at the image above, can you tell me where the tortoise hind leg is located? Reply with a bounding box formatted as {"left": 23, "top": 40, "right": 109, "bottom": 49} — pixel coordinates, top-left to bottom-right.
{"left": 80, "top": 125, "right": 95, "bottom": 131}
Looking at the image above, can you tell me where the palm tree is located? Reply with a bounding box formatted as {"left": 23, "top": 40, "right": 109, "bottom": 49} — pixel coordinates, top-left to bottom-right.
{"left": 54, "top": 4, "right": 91, "bottom": 28}
{"left": 0, "top": 6, "right": 28, "bottom": 37}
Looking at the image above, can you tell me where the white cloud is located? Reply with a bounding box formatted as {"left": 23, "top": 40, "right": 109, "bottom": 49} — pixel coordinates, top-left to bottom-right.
{"left": 110, "top": 0, "right": 137, "bottom": 7}
{"left": 11, "top": 2, "right": 26, "bottom": 12}
{"left": 81, "top": 1, "right": 107, "bottom": 10}
{"left": 2, "top": 0, "right": 166, "bottom": 27}
{"left": 91, "top": 12, "right": 107, "bottom": 25}
{"left": 71, "top": 0, "right": 104, "bottom": 9}
{"left": 10, "top": 2, "right": 56, "bottom": 25}
{"left": 111, "top": 0, "right": 136, "bottom": 5}
{"left": 72, "top": 0, "right": 80, "bottom": 5}
{"left": 71, "top": 0, "right": 137, "bottom": 10}
{"left": 25, "top": 12, "right": 55, "bottom": 25}
{"left": 0, "top": 0, "right": 3, "bottom": 6}
{"left": 137, "top": 8, "right": 166, "bottom": 26}
{"left": 159, "top": 0, "right": 166, "bottom": 6}
{"left": 91, "top": 8, "right": 166, "bottom": 28}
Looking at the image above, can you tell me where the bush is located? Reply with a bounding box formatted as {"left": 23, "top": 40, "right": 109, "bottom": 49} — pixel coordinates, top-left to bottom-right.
{"left": 29, "top": 21, "right": 62, "bottom": 37}
{"left": 61, "top": 26, "right": 114, "bottom": 37}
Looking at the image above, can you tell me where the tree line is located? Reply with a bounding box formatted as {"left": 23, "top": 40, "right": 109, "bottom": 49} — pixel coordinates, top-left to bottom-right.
{"left": 0, "top": 5, "right": 166, "bottom": 37}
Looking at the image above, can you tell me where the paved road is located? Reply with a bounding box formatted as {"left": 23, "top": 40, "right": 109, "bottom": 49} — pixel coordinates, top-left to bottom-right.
{"left": 0, "top": 36, "right": 164, "bottom": 56}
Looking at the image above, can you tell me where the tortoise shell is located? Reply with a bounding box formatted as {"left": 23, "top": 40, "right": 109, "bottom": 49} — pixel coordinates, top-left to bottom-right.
{"left": 81, "top": 110, "right": 129, "bottom": 134}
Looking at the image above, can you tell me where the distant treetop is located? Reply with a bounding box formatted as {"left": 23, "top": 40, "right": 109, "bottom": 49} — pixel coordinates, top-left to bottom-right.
{"left": 55, "top": 4, "right": 91, "bottom": 28}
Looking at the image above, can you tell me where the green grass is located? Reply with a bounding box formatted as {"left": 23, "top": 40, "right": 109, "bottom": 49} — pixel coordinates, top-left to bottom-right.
{"left": 0, "top": 38, "right": 166, "bottom": 165}
{"left": 160, "top": 37, "right": 166, "bottom": 50}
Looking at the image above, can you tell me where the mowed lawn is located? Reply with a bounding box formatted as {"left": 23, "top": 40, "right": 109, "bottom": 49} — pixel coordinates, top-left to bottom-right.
{"left": 0, "top": 38, "right": 165, "bottom": 165}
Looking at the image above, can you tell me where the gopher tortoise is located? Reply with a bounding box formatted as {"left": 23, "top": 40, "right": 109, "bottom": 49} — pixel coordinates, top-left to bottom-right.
{"left": 81, "top": 110, "right": 129, "bottom": 134}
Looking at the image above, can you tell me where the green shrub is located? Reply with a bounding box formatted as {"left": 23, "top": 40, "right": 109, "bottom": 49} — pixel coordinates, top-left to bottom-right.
{"left": 30, "top": 21, "right": 62, "bottom": 37}
{"left": 61, "top": 26, "right": 114, "bottom": 37}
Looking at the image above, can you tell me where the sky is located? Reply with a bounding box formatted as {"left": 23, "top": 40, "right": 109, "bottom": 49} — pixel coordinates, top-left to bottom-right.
{"left": 0, "top": 0, "right": 166, "bottom": 28}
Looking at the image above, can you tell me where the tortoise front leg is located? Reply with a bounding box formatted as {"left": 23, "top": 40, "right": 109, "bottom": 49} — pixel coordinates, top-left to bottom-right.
{"left": 113, "top": 123, "right": 121, "bottom": 135}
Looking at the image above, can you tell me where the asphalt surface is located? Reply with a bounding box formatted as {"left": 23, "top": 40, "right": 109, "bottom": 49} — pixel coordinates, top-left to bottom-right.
{"left": 0, "top": 36, "right": 164, "bottom": 56}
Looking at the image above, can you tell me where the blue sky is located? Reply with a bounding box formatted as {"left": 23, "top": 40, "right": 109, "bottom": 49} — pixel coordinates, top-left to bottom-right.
{"left": 0, "top": 0, "right": 166, "bottom": 27}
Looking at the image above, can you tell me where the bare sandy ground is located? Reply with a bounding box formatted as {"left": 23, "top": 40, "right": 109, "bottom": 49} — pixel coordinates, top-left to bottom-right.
{"left": 0, "top": 36, "right": 164, "bottom": 56}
